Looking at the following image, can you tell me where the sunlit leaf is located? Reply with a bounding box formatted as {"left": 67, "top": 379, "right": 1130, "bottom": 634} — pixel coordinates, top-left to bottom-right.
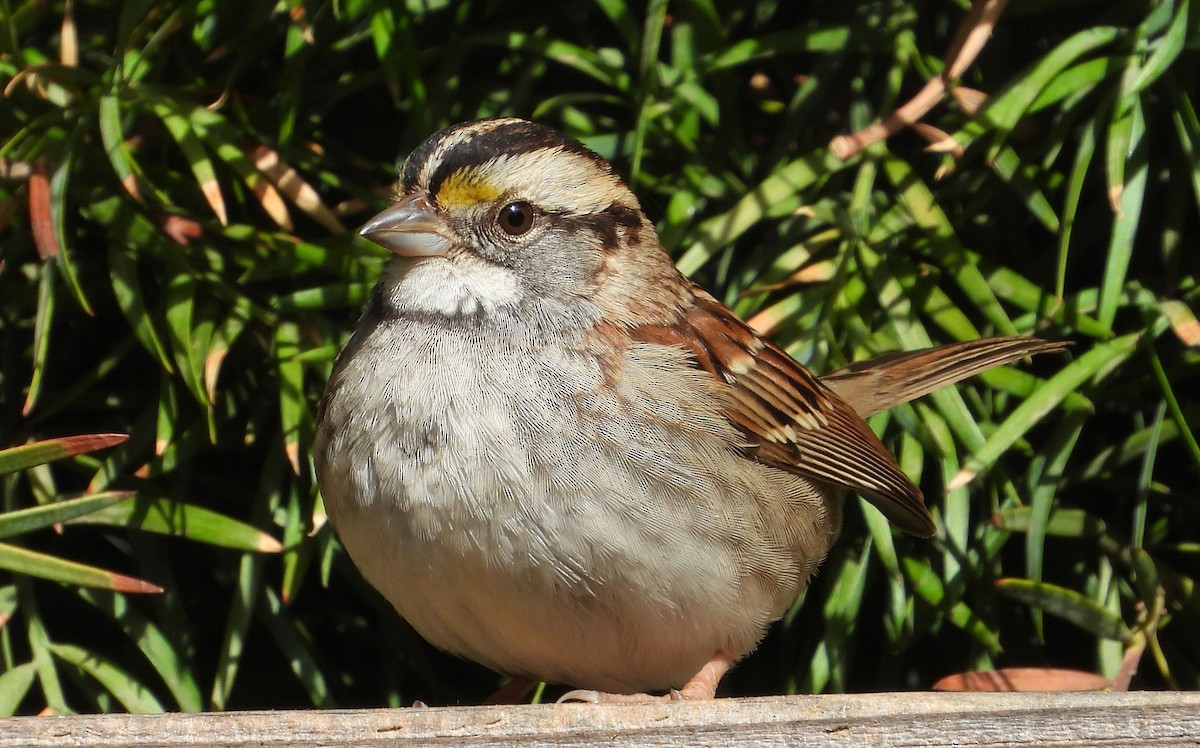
{"left": 0, "top": 542, "right": 161, "bottom": 594}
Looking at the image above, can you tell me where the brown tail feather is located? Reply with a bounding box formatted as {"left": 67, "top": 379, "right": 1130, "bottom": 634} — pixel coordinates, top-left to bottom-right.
{"left": 820, "top": 337, "right": 1070, "bottom": 418}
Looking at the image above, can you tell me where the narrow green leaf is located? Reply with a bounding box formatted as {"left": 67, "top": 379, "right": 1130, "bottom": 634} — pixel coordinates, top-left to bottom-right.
{"left": 1129, "top": 548, "right": 1160, "bottom": 611}
{"left": 209, "top": 552, "right": 263, "bottom": 710}
{"left": 0, "top": 542, "right": 161, "bottom": 593}
{"left": 257, "top": 586, "right": 333, "bottom": 706}
{"left": 1149, "top": 347, "right": 1200, "bottom": 472}
{"left": 1125, "top": 0, "right": 1190, "bottom": 97}
{"left": 904, "top": 558, "right": 1003, "bottom": 654}
{"left": 993, "top": 507, "right": 1108, "bottom": 538}
{"left": 148, "top": 99, "right": 227, "bottom": 224}
{"left": 951, "top": 334, "right": 1140, "bottom": 489}
{"left": 23, "top": 259, "right": 55, "bottom": 415}
{"left": 1098, "top": 97, "right": 1147, "bottom": 329}
{"left": 0, "top": 662, "right": 37, "bottom": 716}
{"left": 809, "top": 540, "right": 871, "bottom": 693}
{"left": 1056, "top": 115, "right": 1100, "bottom": 300}
{"left": 48, "top": 643, "right": 164, "bottom": 713}
{"left": 65, "top": 496, "right": 283, "bottom": 553}
{"left": 276, "top": 322, "right": 304, "bottom": 475}
{"left": 76, "top": 588, "right": 203, "bottom": 712}
{"left": 880, "top": 153, "right": 1017, "bottom": 335}
{"left": 1024, "top": 409, "right": 1088, "bottom": 639}
{"left": 953, "top": 26, "right": 1124, "bottom": 149}
{"left": 1168, "top": 80, "right": 1200, "bottom": 224}
{"left": 478, "top": 32, "right": 628, "bottom": 89}
{"left": 368, "top": 7, "right": 402, "bottom": 103}
{"left": 704, "top": 26, "right": 853, "bottom": 71}
{"left": 0, "top": 492, "right": 132, "bottom": 539}
{"left": 163, "top": 266, "right": 208, "bottom": 408}
{"left": 48, "top": 146, "right": 92, "bottom": 314}
{"left": 22, "top": 581, "right": 70, "bottom": 713}
{"left": 280, "top": 483, "right": 312, "bottom": 605}
{"left": 97, "top": 94, "right": 140, "bottom": 198}
{"left": 0, "top": 434, "right": 128, "bottom": 475}
{"left": 1131, "top": 400, "right": 1166, "bottom": 548}
{"left": 107, "top": 230, "right": 174, "bottom": 373}
{"left": 997, "top": 578, "right": 1131, "bottom": 642}
{"left": 988, "top": 144, "right": 1060, "bottom": 233}
{"left": 677, "top": 148, "right": 845, "bottom": 275}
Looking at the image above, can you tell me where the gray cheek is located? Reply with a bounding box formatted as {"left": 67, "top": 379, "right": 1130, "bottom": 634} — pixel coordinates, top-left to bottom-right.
{"left": 513, "top": 228, "right": 603, "bottom": 300}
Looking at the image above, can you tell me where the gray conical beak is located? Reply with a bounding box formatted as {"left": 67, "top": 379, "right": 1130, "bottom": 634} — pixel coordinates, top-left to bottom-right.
{"left": 359, "top": 192, "right": 454, "bottom": 257}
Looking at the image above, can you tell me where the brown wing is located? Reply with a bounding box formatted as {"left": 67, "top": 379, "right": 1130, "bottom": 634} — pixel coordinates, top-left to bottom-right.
{"left": 631, "top": 286, "right": 936, "bottom": 538}
{"left": 820, "top": 337, "right": 1071, "bottom": 418}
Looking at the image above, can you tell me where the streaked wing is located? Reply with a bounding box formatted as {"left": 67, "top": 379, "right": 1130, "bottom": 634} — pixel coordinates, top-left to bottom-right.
{"left": 631, "top": 286, "right": 936, "bottom": 538}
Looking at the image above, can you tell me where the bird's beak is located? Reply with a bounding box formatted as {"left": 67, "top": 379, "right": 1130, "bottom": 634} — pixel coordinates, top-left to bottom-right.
{"left": 359, "top": 192, "right": 454, "bottom": 258}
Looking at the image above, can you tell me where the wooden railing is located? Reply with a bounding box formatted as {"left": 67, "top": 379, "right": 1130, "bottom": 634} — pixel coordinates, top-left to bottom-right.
{"left": 3, "top": 691, "right": 1198, "bottom": 746}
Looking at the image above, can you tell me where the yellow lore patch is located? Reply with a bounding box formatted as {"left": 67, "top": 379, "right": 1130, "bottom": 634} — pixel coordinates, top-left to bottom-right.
{"left": 436, "top": 171, "right": 501, "bottom": 208}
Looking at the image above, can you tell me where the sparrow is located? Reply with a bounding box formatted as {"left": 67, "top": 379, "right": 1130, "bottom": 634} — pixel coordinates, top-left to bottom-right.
{"left": 313, "top": 117, "right": 1066, "bottom": 703}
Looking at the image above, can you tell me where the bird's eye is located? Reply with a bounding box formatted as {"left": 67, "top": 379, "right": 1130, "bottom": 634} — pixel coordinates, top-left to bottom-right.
{"left": 497, "top": 201, "right": 535, "bottom": 236}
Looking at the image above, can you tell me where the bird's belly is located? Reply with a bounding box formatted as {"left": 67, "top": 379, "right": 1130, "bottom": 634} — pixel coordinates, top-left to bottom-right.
{"left": 334, "top": 505, "right": 752, "bottom": 692}
{"left": 315, "top": 328, "right": 837, "bottom": 692}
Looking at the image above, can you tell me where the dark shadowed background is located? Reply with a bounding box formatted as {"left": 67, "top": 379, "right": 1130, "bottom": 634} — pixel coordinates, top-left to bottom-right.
{"left": 0, "top": 0, "right": 1197, "bottom": 712}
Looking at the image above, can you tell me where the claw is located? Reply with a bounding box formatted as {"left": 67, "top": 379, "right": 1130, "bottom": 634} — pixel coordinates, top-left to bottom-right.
{"left": 555, "top": 652, "right": 735, "bottom": 705}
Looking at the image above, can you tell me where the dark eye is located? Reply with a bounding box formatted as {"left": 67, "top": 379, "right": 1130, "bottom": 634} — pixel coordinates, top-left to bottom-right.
{"left": 497, "top": 201, "right": 535, "bottom": 236}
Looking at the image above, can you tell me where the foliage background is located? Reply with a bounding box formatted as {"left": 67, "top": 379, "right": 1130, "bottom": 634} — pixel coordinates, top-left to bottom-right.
{"left": 1, "top": 0, "right": 1197, "bottom": 713}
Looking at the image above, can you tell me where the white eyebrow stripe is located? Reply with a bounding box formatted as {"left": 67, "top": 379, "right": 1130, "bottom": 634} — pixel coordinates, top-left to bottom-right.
{"left": 451, "top": 147, "right": 630, "bottom": 214}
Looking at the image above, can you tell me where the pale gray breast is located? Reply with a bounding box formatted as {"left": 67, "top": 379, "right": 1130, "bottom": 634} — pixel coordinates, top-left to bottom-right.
{"left": 315, "top": 313, "right": 836, "bottom": 613}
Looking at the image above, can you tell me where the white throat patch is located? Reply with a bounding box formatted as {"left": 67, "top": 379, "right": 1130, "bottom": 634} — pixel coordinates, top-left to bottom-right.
{"left": 378, "top": 255, "right": 521, "bottom": 318}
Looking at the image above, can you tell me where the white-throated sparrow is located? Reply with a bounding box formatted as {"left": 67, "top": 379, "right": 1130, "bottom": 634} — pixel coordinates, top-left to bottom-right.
{"left": 314, "top": 118, "right": 1065, "bottom": 703}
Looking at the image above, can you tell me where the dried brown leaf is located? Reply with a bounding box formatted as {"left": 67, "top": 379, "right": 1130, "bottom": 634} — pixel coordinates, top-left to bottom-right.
{"left": 933, "top": 667, "right": 1111, "bottom": 692}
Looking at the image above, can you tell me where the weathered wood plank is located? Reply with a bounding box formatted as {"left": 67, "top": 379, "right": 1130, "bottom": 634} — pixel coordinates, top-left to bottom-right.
{"left": 1, "top": 692, "right": 1197, "bottom": 747}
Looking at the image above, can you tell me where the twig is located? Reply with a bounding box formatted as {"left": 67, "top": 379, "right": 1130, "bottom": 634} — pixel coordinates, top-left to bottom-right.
{"left": 829, "top": 0, "right": 1009, "bottom": 160}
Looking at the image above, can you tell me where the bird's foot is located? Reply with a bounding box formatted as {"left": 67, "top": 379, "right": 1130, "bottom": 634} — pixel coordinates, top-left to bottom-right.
{"left": 556, "top": 652, "right": 733, "bottom": 704}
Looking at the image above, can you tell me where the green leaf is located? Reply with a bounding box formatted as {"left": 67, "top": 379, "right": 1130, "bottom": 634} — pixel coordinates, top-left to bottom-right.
{"left": 950, "top": 334, "right": 1140, "bottom": 489}
{"left": 994, "top": 507, "right": 1108, "bottom": 539}
{"left": 880, "top": 152, "right": 1017, "bottom": 336}
{"left": 107, "top": 222, "right": 174, "bottom": 373}
{"left": 276, "top": 322, "right": 304, "bottom": 475}
{"left": 954, "top": 26, "right": 1124, "bottom": 149}
{"left": 0, "top": 542, "right": 161, "bottom": 593}
{"left": 704, "top": 26, "right": 853, "bottom": 71}
{"left": 1124, "top": 0, "right": 1191, "bottom": 97}
{"left": 77, "top": 588, "right": 203, "bottom": 712}
{"left": 65, "top": 496, "right": 283, "bottom": 553}
{"left": 0, "top": 492, "right": 132, "bottom": 539}
{"left": 48, "top": 147, "right": 93, "bottom": 314}
{"left": 1056, "top": 114, "right": 1100, "bottom": 301}
{"left": 47, "top": 643, "right": 164, "bottom": 713}
{"left": 1098, "top": 96, "right": 1147, "bottom": 329}
{"left": 0, "top": 434, "right": 128, "bottom": 475}
{"left": 805, "top": 539, "right": 872, "bottom": 693}
{"left": 24, "top": 259, "right": 55, "bottom": 415}
{"left": 904, "top": 558, "right": 1003, "bottom": 654}
{"left": 257, "top": 586, "right": 333, "bottom": 706}
{"left": 677, "top": 148, "right": 845, "bottom": 275}
{"left": 148, "top": 98, "right": 227, "bottom": 224}
{"left": 97, "top": 94, "right": 141, "bottom": 199}
{"left": 996, "top": 578, "right": 1131, "bottom": 642}
{"left": 0, "top": 662, "right": 37, "bottom": 717}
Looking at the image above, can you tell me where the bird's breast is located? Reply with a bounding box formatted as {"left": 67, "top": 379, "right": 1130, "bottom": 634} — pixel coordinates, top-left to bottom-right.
{"left": 313, "top": 317, "right": 838, "bottom": 690}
